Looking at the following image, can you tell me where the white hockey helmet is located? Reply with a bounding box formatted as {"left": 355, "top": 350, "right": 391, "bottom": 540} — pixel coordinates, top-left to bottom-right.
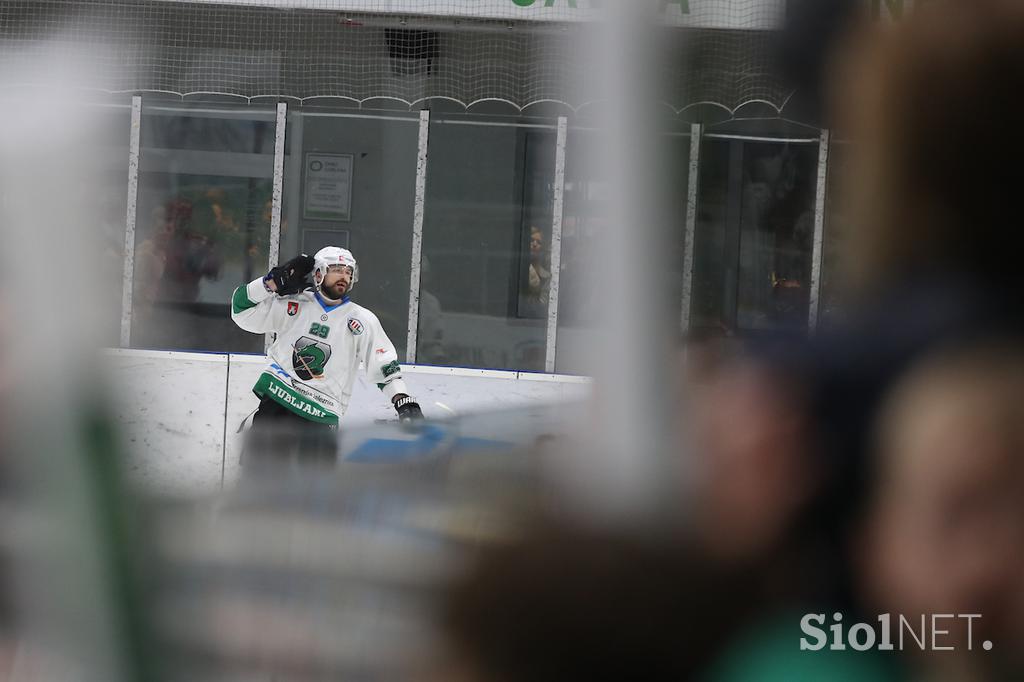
{"left": 313, "top": 246, "right": 359, "bottom": 294}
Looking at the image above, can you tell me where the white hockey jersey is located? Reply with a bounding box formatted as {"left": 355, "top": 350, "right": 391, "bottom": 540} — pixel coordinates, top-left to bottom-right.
{"left": 231, "top": 277, "right": 409, "bottom": 425}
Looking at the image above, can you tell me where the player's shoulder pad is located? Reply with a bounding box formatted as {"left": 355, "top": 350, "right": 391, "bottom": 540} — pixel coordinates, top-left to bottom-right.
{"left": 346, "top": 302, "right": 380, "bottom": 324}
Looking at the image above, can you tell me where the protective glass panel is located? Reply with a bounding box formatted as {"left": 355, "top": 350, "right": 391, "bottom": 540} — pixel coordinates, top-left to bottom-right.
{"left": 86, "top": 101, "right": 132, "bottom": 348}
{"left": 280, "top": 109, "right": 419, "bottom": 360}
{"left": 691, "top": 137, "right": 819, "bottom": 336}
{"left": 130, "top": 100, "right": 277, "bottom": 353}
{"left": 555, "top": 129, "right": 690, "bottom": 375}
{"left": 418, "top": 116, "right": 556, "bottom": 371}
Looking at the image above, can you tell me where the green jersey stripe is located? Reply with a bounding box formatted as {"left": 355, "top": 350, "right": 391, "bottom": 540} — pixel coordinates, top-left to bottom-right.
{"left": 252, "top": 372, "right": 339, "bottom": 426}
{"left": 232, "top": 285, "right": 258, "bottom": 314}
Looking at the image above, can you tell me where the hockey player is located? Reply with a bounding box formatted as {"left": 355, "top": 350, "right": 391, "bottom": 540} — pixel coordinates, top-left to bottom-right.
{"left": 231, "top": 247, "right": 423, "bottom": 464}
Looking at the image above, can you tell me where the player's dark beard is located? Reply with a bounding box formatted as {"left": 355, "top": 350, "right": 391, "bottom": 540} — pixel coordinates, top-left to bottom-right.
{"left": 323, "top": 280, "right": 348, "bottom": 300}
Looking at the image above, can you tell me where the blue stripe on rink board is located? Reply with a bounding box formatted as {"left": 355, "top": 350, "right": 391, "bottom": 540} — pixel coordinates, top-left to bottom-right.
{"left": 345, "top": 425, "right": 514, "bottom": 462}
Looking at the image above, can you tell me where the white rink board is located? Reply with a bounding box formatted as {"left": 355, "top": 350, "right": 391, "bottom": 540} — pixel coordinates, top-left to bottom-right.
{"left": 103, "top": 349, "right": 589, "bottom": 495}
{"left": 104, "top": 351, "right": 228, "bottom": 497}
{"left": 223, "top": 355, "right": 264, "bottom": 488}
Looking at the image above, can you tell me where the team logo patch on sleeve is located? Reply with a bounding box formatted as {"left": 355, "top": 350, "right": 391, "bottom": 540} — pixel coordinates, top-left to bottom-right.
{"left": 287, "top": 301, "right": 299, "bottom": 316}
{"left": 347, "top": 317, "right": 364, "bottom": 335}
{"left": 381, "top": 360, "right": 401, "bottom": 378}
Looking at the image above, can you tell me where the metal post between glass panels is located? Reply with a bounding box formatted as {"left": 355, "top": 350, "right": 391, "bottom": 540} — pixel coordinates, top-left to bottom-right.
{"left": 680, "top": 122, "right": 702, "bottom": 335}
{"left": 406, "top": 109, "right": 431, "bottom": 364}
{"left": 120, "top": 95, "right": 142, "bottom": 348}
{"left": 544, "top": 116, "right": 568, "bottom": 374}
{"left": 266, "top": 101, "right": 287, "bottom": 353}
{"left": 808, "top": 129, "right": 831, "bottom": 334}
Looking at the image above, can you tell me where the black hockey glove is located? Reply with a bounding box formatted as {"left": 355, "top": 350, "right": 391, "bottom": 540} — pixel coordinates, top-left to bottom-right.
{"left": 394, "top": 394, "right": 424, "bottom": 423}
{"left": 268, "top": 254, "right": 315, "bottom": 295}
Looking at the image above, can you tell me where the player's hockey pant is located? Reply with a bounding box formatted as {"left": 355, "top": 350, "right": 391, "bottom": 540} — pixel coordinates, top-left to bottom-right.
{"left": 243, "top": 395, "right": 338, "bottom": 469}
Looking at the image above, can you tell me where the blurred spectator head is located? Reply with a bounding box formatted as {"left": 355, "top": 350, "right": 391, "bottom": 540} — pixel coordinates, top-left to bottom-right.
{"left": 149, "top": 205, "right": 172, "bottom": 248}
{"left": 836, "top": 0, "right": 1024, "bottom": 294}
{"left": 859, "top": 343, "right": 1024, "bottom": 673}
{"left": 155, "top": 197, "right": 193, "bottom": 243}
{"left": 529, "top": 225, "right": 544, "bottom": 259}
{"left": 164, "top": 197, "right": 193, "bottom": 227}
{"left": 689, "top": 360, "right": 818, "bottom": 563}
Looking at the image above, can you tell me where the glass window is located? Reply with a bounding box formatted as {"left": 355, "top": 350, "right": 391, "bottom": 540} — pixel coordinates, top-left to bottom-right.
{"left": 418, "top": 116, "right": 557, "bottom": 372}
{"left": 691, "top": 136, "right": 819, "bottom": 336}
{"left": 280, "top": 109, "right": 420, "bottom": 360}
{"left": 131, "top": 101, "right": 277, "bottom": 353}
{"left": 553, "top": 128, "right": 602, "bottom": 376}
{"left": 555, "top": 129, "right": 690, "bottom": 375}
{"left": 84, "top": 102, "right": 132, "bottom": 348}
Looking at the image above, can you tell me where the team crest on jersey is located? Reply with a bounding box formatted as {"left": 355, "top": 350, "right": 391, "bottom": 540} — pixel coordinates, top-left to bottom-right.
{"left": 292, "top": 336, "right": 332, "bottom": 381}
{"left": 287, "top": 301, "right": 299, "bottom": 316}
{"left": 347, "top": 317, "right": 364, "bottom": 335}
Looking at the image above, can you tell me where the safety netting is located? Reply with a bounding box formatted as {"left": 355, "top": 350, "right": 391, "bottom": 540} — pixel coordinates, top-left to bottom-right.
{"left": 0, "top": 0, "right": 793, "bottom": 114}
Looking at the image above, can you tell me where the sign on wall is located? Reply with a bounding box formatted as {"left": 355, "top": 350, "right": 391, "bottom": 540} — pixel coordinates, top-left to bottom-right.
{"left": 304, "top": 153, "right": 354, "bottom": 221}
{"left": 302, "top": 228, "right": 351, "bottom": 255}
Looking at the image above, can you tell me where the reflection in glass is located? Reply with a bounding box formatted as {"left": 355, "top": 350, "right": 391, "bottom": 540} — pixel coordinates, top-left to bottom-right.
{"left": 691, "top": 137, "right": 818, "bottom": 336}
{"left": 131, "top": 103, "right": 276, "bottom": 352}
{"left": 520, "top": 225, "right": 552, "bottom": 319}
{"left": 418, "top": 118, "right": 556, "bottom": 371}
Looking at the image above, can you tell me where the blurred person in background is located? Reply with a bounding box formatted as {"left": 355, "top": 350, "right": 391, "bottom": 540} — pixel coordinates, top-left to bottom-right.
{"left": 858, "top": 343, "right": 1024, "bottom": 681}
{"left": 685, "top": 354, "right": 904, "bottom": 681}
{"left": 157, "top": 198, "right": 222, "bottom": 304}
{"left": 520, "top": 225, "right": 552, "bottom": 319}
{"left": 688, "top": 359, "right": 819, "bottom": 568}
{"left": 134, "top": 202, "right": 179, "bottom": 309}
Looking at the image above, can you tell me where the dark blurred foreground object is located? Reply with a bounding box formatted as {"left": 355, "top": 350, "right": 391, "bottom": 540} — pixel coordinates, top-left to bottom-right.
{"left": 777, "top": 0, "right": 861, "bottom": 126}
{"left": 857, "top": 343, "right": 1024, "bottom": 681}
{"left": 440, "top": 522, "right": 760, "bottom": 682}
{"left": 705, "top": 3, "right": 1024, "bottom": 677}
{"left": 440, "top": 519, "right": 906, "bottom": 682}
{"left": 800, "top": 0, "right": 1024, "bottom": 521}
{"left": 836, "top": 0, "right": 1024, "bottom": 296}
{"left": 771, "top": 0, "right": 1024, "bottom": 491}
